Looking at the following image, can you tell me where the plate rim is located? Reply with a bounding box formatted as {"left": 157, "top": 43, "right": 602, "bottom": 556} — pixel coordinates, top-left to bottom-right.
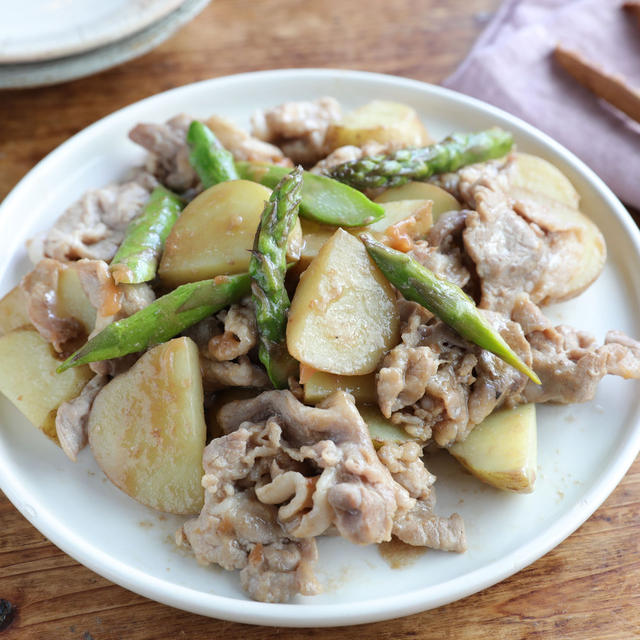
{"left": 0, "top": 0, "right": 189, "bottom": 64}
{"left": 1, "top": 68, "right": 639, "bottom": 627}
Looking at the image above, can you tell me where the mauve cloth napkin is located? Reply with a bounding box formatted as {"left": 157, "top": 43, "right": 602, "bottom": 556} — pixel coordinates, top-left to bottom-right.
{"left": 443, "top": 0, "right": 640, "bottom": 208}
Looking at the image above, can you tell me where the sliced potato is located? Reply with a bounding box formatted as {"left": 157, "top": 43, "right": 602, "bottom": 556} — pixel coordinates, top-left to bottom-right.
{"left": 303, "top": 371, "right": 377, "bottom": 404}
{"left": 511, "top": 188, "right": 606, "bottom": 304}
{"left": 375, "top": 182, "right": 462, "bottom": 222}
{"left": 449, "top": 403, "right": 537, "bottom": 493}
{"left": 0, "top": 286, "right": 31, "bottom": 335}
{"left": 297, "top": 218, "right": 336, "bottom": 272}
{"left": 57, "top": 265, "right": 96, "bottom": 334}
{"left": 0, "top": 328, "right": 93, "bottom": 442}
{"left": 359, "top": 405, "right": 414, "bottom": 449}
{"left": 511, "top": 152, "right": 580, "bottom": 209}
{"left": 325, "top": 100, "right": 432, "bottom": 151}
{"left": 287, "top": 228, "right": 399, "bottom": 375}
{"left": 88, "top": 337, "right": 206, "bottom": 514}
{"left": 158, "top": 180, "right": 302, "bottom": 288}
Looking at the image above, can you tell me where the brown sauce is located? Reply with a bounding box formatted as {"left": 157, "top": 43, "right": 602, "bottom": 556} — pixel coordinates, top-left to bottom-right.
{"left": 378, "top": 538, "right": 427, "bottom": 569}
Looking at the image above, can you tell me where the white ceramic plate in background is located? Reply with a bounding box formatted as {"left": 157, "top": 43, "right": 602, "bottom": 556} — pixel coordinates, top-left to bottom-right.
{"left": 0, "top": 0, "right": 188, "bottom": 64}
{"left": 0, "top": 69, "right": 639, "bottom": 627}
{"left": 0, "top": 0, "right": 211, "bottom": 89}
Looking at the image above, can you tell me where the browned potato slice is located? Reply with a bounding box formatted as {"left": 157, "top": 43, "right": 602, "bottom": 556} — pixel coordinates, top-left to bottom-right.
{"left": 303, "top": 371, "right": 377, "bottom": 404}
{"left": 88, "top": 337, "right": 206, "bottom": 514}
{"left": 359, "top": 405, "right": 414, "bottom": 448}
{"left": 158, "top": 180, "right": 302, "bottom": 288}
{"left": 287, "top": 228, "right": 399, "bottom": 375}
{"left": 0, "top": 286, "right": 30, "bottom": 335}
{"left": 0, "top": 328, "right": 93, "bottom": 442}
{"left": 449, "top": 403, "right": 537, "bottom": 493}
{"left": 375, "top": 182, "right": 462, "bottom": 222}
{"left": 325, "top": 100, "right": 432, "bottom": 151}
{"left": 511, "top": 153, "right": 580, "bottom": 209}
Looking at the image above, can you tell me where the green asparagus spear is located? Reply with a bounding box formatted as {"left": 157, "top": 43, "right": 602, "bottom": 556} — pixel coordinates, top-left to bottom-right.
{"left": 360, "top": 234, "right": 540, "bottom": 384}
{"left": 328, "top": 128, "right": 514, "bottom": 190}
{"left": 236, "top": 161, "right": 384, "bottom": 227}
{"left": 110, "top": 186, "right": 183, "bottom": 285}
{"left": 187, "top": 120, "right": 239, "bottom": 187}
{"left": 56, "top": 273, "right": 250, "bottom": 372}
{"left": 249, "top": 166, "right": 303, "bottom": 388}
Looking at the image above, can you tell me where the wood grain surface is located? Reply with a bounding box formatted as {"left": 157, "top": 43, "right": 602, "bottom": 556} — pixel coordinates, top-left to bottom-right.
{"left": 1, "top": 1, "right": 639, "bottom": 638}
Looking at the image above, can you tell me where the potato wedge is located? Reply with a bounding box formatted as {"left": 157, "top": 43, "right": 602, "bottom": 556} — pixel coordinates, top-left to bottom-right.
{"left": 0, "top": 286, "right": 31, "bottom": 335}
{"left": 359, "top": 405, "right": 414, "bottom": 449}
{"left": 303, "top": 371, "right": 377, "bottom": 404}
{"left": 158, "top": 180, "right": 302, "bottom": 288}
{"left": 0, "top": 328, "right": 93, "bottom": 442}
{"left": 58, "top": 265, "right": 96, "bottom": 334}
{"left": 325, "top": 100, "right": 432, "bottom": 151}
{"left": 287, "top": 228, "right": 399, "bottom": 375}
{"left": 88, "top": 337, "right": 206, "bottom": 514}
{"left": 449, "top": 403, "right": 537, "bottom": 493}
{"left": 375, "top": 182, "right": 462, "bottom": 222}
{"left": 511, "top": 152, "right": 580, "bottom": 209}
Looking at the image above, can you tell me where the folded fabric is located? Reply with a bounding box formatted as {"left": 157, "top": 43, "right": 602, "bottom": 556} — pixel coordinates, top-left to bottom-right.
{"left": 444, "top": 0, "right": 640, "bottom": 208}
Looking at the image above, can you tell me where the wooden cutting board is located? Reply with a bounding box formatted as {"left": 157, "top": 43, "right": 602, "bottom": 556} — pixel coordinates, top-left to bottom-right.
{"left": 0, "top": 1, "right": 638, "bottom": 638}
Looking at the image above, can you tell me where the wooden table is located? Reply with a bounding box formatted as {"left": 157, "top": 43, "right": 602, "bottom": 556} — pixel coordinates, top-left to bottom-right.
{"left": 1, "top": 1, "right": 639, "bottom": 638}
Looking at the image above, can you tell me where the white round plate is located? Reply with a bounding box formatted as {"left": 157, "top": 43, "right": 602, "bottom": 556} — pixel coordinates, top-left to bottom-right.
{"left": 0, "top": 0, "right": 188, "bottom": 64}
{"left": 0, "top": 70, "right": 639, "bottom": 627}
{"left": 0, "top": 0, "right": 210, "bottom": 90}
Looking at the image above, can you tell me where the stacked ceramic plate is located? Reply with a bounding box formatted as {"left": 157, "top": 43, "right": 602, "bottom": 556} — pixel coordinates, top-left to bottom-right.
{"left": 0, "top": 0, "right": 210, "bottom": 89}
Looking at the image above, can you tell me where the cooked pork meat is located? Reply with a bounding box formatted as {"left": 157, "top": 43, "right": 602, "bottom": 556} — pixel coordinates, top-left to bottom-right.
{"left": 200, "top": 356, "right": 270, "bottom": 390}
{"left": 74, "top": 259, "right": 155, "bottom": 375}
{"left": 55, "top": 374, "right": 108, "bottom": 461}
{"left": 177, "top": 418, "right": 320, "bottom": 602}
{"left": 512, "top": 296, "right": 640, "bottom": 404}
{"left": 392, "top": 501, "right": 466, "bottom": 553}
{"left": 251, "top": 97, "right": 341, "bottom": 165}
{"left": 463, "top": 175, "right": 547, "bottom": 313}
{"left": 435, "top": 159, "right": 606, "bottom": 313}
{"left": 28, "top": 174, "right": 156, "bottom": 265}
{"left": 378, "top": 303, "right": 530, "bottom": 445}
{"left": 180, "top": 390, "right": 464, "bottom": 600}
{"left": 20, "top": 259, "right": 84, "bottom": 353}
{"left": 130, "top": 114, "right": 290, "bottom": 194}
{"left": 204, "top": 115, "right": 290, "bottom": 165}
{"left": 310, "top": 140, "right": 390, "bottom": 174}
{"left": 129, "top": 114, "right": 198, "bottom": 193}
{"left": 218, "top": 391, "right": 409, "bottom": 544}
{"left": 207, "top": 303, "right": 258, "bottom": 362}
{"left": 411, "top": 209, "right": 471, "bottom": 289}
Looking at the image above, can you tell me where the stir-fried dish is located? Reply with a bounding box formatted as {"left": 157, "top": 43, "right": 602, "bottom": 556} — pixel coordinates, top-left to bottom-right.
{"left": 1, "top": 97, "right": 639, "bottom": 603}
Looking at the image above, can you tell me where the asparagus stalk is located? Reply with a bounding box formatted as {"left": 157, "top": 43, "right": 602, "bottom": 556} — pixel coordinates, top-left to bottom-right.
{"left": 360, "top": 234, "right": 540, "bottom": 384}
{"left": 187, "top": 120, "right": 239, "bottom": 187}
{"left": 249, "top": 166, "right": 303, "bottom": 388}
{"left": 328, "top": 128, "right": 514, "bottom": 190}
{"left": 110, "top": 186, "right": 183, "bottom": 285}
{"left": 236, "top": 161, "right": 384, "bottom": 227}
{"left": 56, "top": 273, "right": 250, "bottom": 372}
